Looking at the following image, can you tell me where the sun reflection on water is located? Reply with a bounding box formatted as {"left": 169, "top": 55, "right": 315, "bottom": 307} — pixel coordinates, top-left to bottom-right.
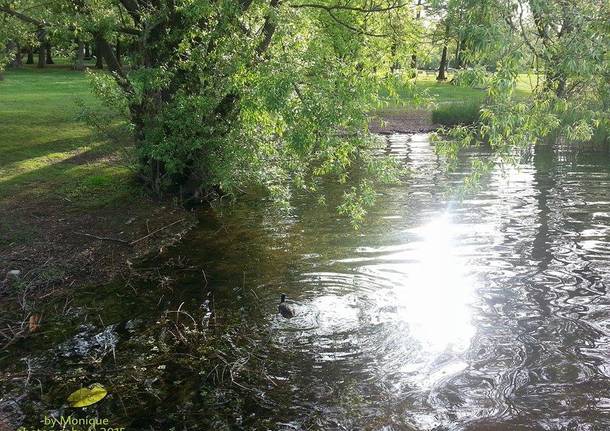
{"left": 393, "top": 214, "right": 476, "bottom": 353}
{"left": 290, "top": 214, "right": 478, "bottom": 366}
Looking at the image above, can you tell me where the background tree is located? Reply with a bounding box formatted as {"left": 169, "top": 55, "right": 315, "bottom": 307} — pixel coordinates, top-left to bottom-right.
{"left": 438, "top": 0, "right": 609, "bottom": 167}
{"left": 1, "top": 1, "right": 52, "bottom": 68}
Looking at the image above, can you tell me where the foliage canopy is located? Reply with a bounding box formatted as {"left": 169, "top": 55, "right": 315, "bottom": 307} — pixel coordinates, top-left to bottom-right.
{"left": 1, "top": 0, "right": 608, "bottom": 215}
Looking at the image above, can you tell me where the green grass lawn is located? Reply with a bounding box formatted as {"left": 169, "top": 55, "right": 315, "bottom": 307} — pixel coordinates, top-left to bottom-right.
{"left": 0, "top": 64, "right": 137, "bottom": 207}
{"left": 0, "top": 64, "right": 194, "bottom": 288}
{"left": 382, "top": 72, "right": 534, "bottom": 108}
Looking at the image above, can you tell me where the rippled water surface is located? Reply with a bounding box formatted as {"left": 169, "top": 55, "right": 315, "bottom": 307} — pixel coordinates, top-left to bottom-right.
{"left": 5, "top": 134, "right": 610, "bottom": 430}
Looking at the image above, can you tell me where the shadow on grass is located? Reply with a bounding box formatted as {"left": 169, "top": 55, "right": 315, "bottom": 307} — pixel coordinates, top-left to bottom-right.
{"left": 0, "top": 134, "right": 101, "bottom": 168}
{"left": 0, "top": 139, "right": 138, "bottom": 207}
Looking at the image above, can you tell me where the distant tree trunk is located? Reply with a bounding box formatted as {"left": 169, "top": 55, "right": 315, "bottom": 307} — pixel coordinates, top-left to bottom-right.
{"left": 453, "top": 3, "right": 466, "bottom": 69}
{"left": 410, "top": 0, "right": 422, "bottom": 74}
{"left": 45, "top": 42, "right": 54, "bottom": 64}
{"left": 529, "top": 1, "right": 571, "bottom": 98}
{"left": 557, "top": 78, "right": 566, "bottom": 98}
{"left": 437, "top": 45, "right": 448, "bottom": 81}
{"left": 454, "top": 38, "right": 464, "bottom": 69}
{"left": 74, "top": 40, "right": 85, "bottom": 70}
{"left": 437, "top": 21, "right": 450, "bottom": 81}
{"left": 37, "top": 41, "right": 46, "bottom": 68}
{"left": 84, "top": 43, "right": 90, "bottom": 59}
{"left": 94, "top": 37, "right": 104, "bottom": 69}
{"left": 15, "top": 42, "right": 22, "bottom": 66}
{"left": 546, "top": 51, "right": 567, "bottom": 98}
{"left": 390, "top": 42, "right": 398, "bottom": 72}
{"left": 26, "top": 46, "right": 34, "bottom": 64}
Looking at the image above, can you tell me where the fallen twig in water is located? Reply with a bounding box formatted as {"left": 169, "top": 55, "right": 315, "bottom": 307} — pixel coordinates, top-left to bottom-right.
{"left": 75, "top": 232, "right": 131, "bottom": 245}
{"left": 130, "top": 218, "right": 186, "bottom": 245}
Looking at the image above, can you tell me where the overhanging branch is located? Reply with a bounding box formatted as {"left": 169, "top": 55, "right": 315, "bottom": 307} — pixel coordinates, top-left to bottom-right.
{"left": 0, "top": 5, "right": 45, "bottom": 26}
{"left": 289, "top": 2, "right": 406, "bottom": 13}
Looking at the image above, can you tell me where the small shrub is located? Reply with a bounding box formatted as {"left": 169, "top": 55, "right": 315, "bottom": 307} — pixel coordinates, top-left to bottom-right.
{"left": 432, "top": 100, "right": 482, "bottom": 126}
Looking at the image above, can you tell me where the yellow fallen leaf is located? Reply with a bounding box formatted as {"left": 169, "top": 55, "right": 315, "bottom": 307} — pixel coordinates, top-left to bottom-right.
{"left": 67, "top": 383, "right": 108, "bottom": 408}
{"left": 28, "top": 314, "right": 41, "bottom": 333}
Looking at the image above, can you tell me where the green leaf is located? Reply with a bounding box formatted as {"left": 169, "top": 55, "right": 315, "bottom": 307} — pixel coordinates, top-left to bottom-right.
{"left": 67, "top": 383, "right": 108, "bottom": 408}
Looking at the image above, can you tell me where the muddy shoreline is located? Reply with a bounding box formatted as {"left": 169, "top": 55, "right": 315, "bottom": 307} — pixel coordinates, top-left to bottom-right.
{"left": 0, "top": 197, "right": 197, "bottom": 342}
{"left": 368, "top": 109, "right": 438, "bottom": 134}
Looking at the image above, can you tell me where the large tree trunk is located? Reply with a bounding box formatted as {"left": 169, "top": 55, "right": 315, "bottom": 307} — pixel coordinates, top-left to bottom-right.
{"left": 94, "top": 37, "right": 104, "bottom": 69}
{"left": 26, "top": 46, "right": 34, "bottom": 64}
{"left": 45, "top": 42, "right": 54, "bottom": 64}
{"left": 116, "top": 39, "right": 122, "bottom": 66}
{"left": 437, "top": 45, "right": 448, "bottom": 81}
{"left": 90, "top": 0, "right": 277, "bottom": 196}
{"left": 37, "top": 41, "right": 46, "bottom": 68}
{"left": 74, "top": 40, "right": 85, "bottom": 70}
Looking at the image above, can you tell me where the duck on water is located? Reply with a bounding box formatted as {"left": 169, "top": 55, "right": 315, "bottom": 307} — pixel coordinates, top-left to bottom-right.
{"left": 278, "top": 294, "right": 295, "bottom": 319}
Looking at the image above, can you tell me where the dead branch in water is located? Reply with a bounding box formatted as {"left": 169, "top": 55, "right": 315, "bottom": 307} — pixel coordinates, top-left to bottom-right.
{"left": 74, "top": 217, "right": 187, "bottom": 247}
{"left": 75, "top": 232, "right": 131, "bottom": 245}
{"left": 130, "top": 218, "right": 186, "bottom": 245}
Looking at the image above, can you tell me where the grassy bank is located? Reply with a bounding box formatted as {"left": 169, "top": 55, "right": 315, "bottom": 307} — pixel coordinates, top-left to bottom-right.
{"left": 0, "top": 65, "right": 137, "bottom": 207}
{"left": 0, "top": 65, "right": 193, "bottom": 311}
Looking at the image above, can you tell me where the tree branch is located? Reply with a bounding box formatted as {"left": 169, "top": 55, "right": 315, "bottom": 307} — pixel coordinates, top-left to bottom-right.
{"left": 0, "top": 5, "right": 45, "bottom": 26}
{"left": 326, "top": 8, "right": 389, "bottom": 37}
{"left": 94, "top": 32, "right": 137, "bottom": 99}
{"left": 256, "top": 0, "right": 281, "bottom": 55}
{"left": 514, "top": 1, "right": 541, "bottom": 57}
{"left": 118, "top": 26, "right": 141, "bottom": 35}
{"left": 118, "top": 0, "right": 141, "bottom": 24}
{"left": 289, "top": 1, "right": 396, "bottom": 37}
{"left": 290, "top": 2, "right": 406, "bottom": 13}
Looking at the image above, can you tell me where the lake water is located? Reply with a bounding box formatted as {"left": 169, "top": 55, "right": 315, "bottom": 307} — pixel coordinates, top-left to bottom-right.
{"left": 3, "top": 134, "right": 610, "bottom": 430}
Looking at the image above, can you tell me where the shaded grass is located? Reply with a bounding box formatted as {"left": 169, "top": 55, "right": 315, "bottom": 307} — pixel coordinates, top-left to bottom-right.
{"left": 0, "top": 65, "right": 138, "bottom": 208}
